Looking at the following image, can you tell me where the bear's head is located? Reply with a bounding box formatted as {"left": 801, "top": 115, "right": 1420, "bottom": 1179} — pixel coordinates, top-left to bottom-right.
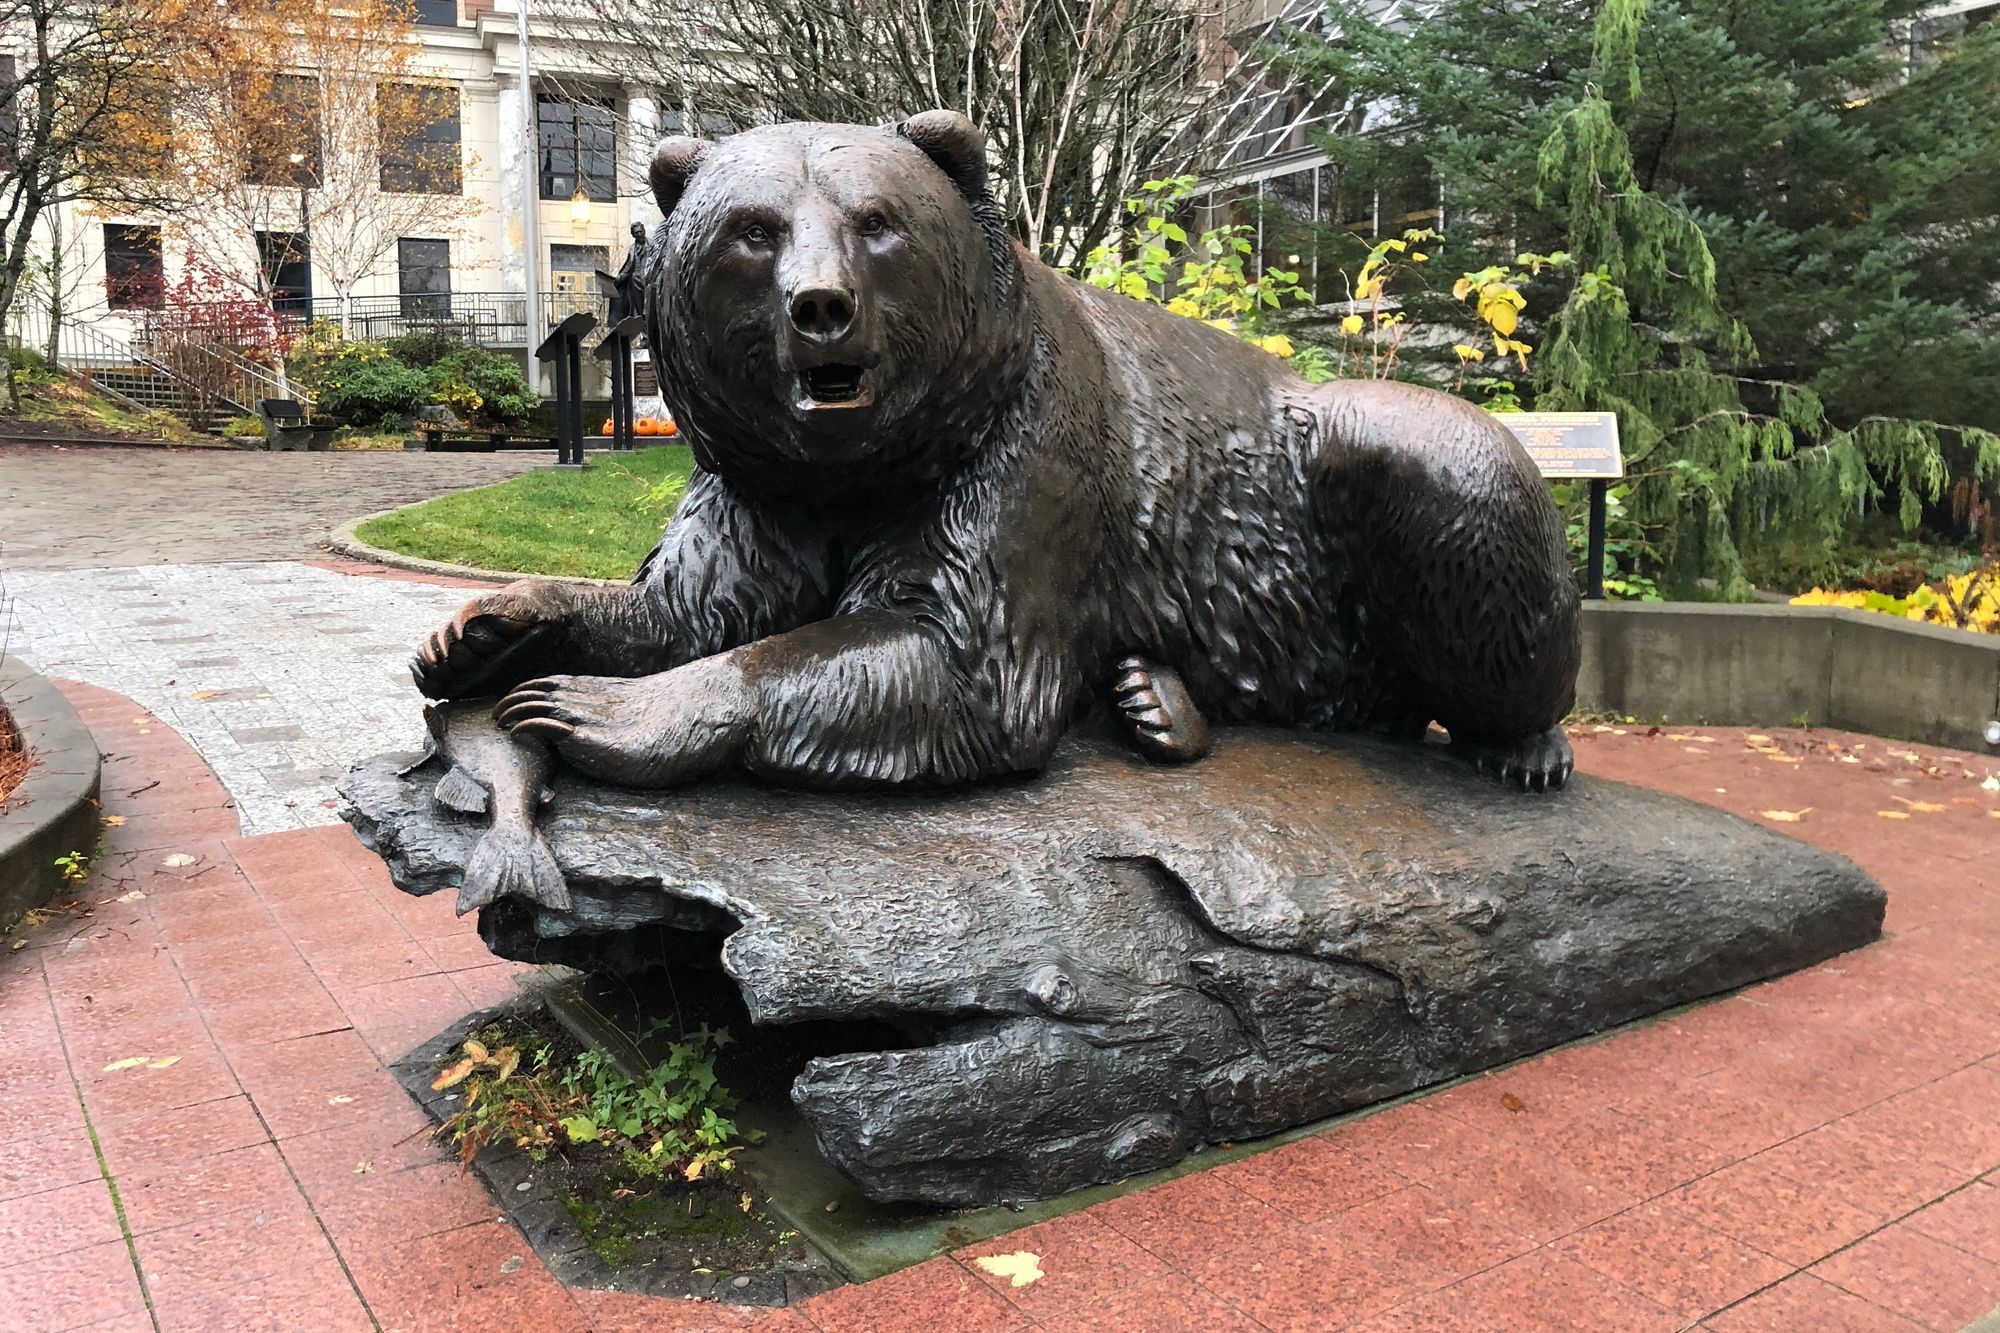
{"left": 643, "top": 112, "right": 1028, "bottom": 493}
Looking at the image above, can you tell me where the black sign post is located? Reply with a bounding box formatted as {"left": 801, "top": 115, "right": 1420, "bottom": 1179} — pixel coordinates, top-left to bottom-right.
{"left": 592, "top": 315, "right": 646, "bottom": 453}
{"left": 1491, "top": 411, "right": 1624, "bottom": 600}
{"left": 535, "top": 311, "right": 599, "bottom": 467}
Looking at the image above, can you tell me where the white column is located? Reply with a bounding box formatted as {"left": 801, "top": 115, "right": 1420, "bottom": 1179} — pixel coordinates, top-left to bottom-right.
{"left": 625, "top": 87, "right": 661, "bottom": 226}
{"left": 496, "top": 80, "right": 529, "bottom": 299}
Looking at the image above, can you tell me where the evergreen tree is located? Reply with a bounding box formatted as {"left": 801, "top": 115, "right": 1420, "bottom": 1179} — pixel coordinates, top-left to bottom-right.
{"left": 1280, "top": 0, "right": 2000, "bottom": 589}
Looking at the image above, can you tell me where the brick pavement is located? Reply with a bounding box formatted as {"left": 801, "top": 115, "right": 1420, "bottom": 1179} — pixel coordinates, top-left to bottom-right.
{"left": 0, "top": 691, "right": 1995, "bottom": 1332}
{"left": 0, "top": 444, "right": 540, "bottom": 570}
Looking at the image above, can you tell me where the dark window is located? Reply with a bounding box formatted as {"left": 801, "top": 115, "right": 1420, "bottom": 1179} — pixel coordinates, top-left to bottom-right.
{"left": 104, "top": 224, "right": 163, "bottom": 310}
{"left": 398, "top": 238, "right": 451, "bottom": 317}
{"left": 379, "top": 83, "right": 461, "bottom": 194}
{"left": 244, "top": 73, "right": 321, "bottom": 186}
{"left": 257, "top": 231, "right": 311, "bottom": 315}
{"left": 410, "top": 0, "right": 458, "bottom": 24}
{"left": 86, "top": 63, "right": 171, "bottom": 180}
{"left": 1382, "top": 163, "right": 1439, "bottom": 227}
{"left": 538, "top": 94, "right": 615, "bottom": 202}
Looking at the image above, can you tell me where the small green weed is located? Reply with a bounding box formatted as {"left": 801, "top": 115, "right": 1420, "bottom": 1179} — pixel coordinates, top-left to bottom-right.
{"left": 54, "top": 849, "right": 91, "bottom": 883}
{"left": 436, "top": 1022, "right": 755, "bottom": 1184}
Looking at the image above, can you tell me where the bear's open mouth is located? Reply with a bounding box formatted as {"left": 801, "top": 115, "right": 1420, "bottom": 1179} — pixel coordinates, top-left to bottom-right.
{"left": 798, "top": 364, "right": 873, "bottom": 409}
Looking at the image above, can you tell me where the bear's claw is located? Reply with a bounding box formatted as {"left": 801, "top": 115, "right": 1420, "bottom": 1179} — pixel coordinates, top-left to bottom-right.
{"left": 1457, "top": 725, "right": 1574, "bottom": 792}
{"left": 1111, "top": 656, "right": 1210, "bottom": 764}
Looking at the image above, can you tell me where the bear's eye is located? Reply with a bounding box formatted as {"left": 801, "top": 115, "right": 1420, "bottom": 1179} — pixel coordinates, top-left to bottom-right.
{"left": 857, "top": 212, "right": 889, "bottom": 237}
{"left": 741, "top": 223, "right": 773, "bottom": 247}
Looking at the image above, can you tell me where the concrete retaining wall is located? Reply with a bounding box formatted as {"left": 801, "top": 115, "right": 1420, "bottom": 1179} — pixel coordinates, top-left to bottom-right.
{"left": 0, "top": 656, "right": 102, "bottom": 929}
{"left": 1579, "top": 602, "right": 2000, "bottom": 752}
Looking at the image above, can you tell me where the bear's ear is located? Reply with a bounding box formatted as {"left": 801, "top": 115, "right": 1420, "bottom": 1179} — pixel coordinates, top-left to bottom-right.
{"left": 896, "top": 110, "right": 989, "bottom": 201}
{"left": 649, "top": 136, "right": 712, "bottom": 218}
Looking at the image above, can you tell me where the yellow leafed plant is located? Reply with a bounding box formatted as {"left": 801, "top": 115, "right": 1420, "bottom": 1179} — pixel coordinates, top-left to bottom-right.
{"left": 1791, "top": 564, "right": 1999, "bottom": 635}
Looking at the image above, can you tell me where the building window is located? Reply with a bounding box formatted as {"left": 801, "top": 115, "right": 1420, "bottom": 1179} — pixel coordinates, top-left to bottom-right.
{"left": 379, "top": 83, "right": 461, "bottom": 194}
{"left": 549, "top": 243, "right": 608, "bottom": 322}
{"left": 244, "top": 73, "right": 321, "bottom": 186}
{"left": 538, "top": 94, "right": 615, "bottom": 202}
{"left": 257, "top": 231, "right": 312, "bottom": 314}
{"left": 411, "top": 0, "right": 458, "bottom": 24}
{"left": 398, "top": 238, "right": 451, "bottom": 317}
{"left": 104, "top": 224, "right": 163, "bottom": 310}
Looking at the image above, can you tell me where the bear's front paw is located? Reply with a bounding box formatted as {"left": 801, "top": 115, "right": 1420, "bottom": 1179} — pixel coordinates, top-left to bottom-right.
{"left": 1457, "top": 725, "right": 1574, "bottom": 793}
{"left": 412, "top": 580, "right": 575, "bottom": 700}
{"left": 494, "top": 659, "right": 750, "bottom": 789}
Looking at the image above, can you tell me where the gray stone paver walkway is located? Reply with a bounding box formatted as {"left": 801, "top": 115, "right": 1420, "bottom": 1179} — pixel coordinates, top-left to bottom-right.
{"left": 0, "top": 444, "right": 540, "bottom": 569}
{"left": 3, "top": 559, "right": 474, "bottom": 834}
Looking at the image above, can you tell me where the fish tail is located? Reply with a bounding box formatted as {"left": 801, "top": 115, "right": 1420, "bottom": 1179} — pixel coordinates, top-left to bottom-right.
{"left": 456, "top": 826, "right": 572, "bottom": 916}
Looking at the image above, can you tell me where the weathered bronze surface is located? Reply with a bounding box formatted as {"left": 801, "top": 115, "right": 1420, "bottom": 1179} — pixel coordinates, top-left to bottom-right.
{"left": 348, "top": 113, "right": 1881, "bottom": 1208}
{"left": 341, "top": 720, "right": 1884, "bottom": 1206}
{"left": 412, "top": 111, "right": 1581, "bottom": 796}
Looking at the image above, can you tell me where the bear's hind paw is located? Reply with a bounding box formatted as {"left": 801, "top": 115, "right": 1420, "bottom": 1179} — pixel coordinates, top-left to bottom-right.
{"left": 1111, "top": 656, "right": 1210, "bottom": 764}
{"left": 1457, "top": 725, "right": 1574, "bottom": 793}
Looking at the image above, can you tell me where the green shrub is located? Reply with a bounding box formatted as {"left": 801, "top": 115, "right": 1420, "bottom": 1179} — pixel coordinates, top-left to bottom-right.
{"left": 282, "top": 319, "right": 348, "bottom": 394}
{"left": 429, "top": 346, "right": 537, "bottom": 428}
{"left": 316, "top": 341, "right": 431, "bottom": 424}
{"left": 387, "top": 327, "right": 465, "bottom": 369}
{"left": 220, "top": 414, "right": 267, "bottom": 438}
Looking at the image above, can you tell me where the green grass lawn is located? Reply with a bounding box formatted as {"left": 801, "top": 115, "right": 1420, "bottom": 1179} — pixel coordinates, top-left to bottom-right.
{"left": 355, "top": 445, "right": 693, "bottom": 580}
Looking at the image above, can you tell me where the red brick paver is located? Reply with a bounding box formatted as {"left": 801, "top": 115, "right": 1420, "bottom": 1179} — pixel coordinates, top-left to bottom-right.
{"left": 1, "top": 693, "right": 1995, "bottom": 1331}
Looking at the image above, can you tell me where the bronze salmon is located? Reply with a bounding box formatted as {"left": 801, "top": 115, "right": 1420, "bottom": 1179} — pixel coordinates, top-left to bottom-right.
{"left": 407, "top": 701, "right": 570, "bottom": 915}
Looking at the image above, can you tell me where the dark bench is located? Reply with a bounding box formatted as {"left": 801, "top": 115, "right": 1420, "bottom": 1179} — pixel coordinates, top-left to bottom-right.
{"left": 411, "top": 429, "right": 560, "bottom": 453}
{"left": 257, "top": 399, "right": 338, "bottom": 452}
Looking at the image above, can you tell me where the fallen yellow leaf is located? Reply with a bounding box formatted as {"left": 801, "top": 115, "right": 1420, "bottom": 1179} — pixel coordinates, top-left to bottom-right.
{"left": 464, "top": 1039, "right": 489, "bottom": 1063}
{"left": 1761, "top": 809, "right": 1813, "bottom": 822}
{"left": 102, "top": 815, "right": 126, "bottom": 827}
{"left": 1764, "top": 754, "right": 1801, "bottom": 764}
{"left": 432, "top": 1059, "right": 476, "bottom": 1091}
{"left": 147, "top": 1056, "right": 179, "bottom": 1069}
{"left": 191, "top": 690, "right": 222, "bottom": 700}
{"left": 1893, "top": 798, "right": 1948, "bottom": 813}
{"left": 974, "top": 1252, "right": 1045, "bottom": 1288}
{"left": 684, "top": 1159, "right": 705, "bottom": 1182}
{"left": 1877, "top": 810, "right": 1911, "bottom": 820}
{"left": 1745, "top": 734, "right": 1773, "bottom": 746}
{"left": 102, "top": 1057, "right": 148, "bottom": 1072}
{"left": 1500, "top": 1092, "right": 1525, "bottom": 1112}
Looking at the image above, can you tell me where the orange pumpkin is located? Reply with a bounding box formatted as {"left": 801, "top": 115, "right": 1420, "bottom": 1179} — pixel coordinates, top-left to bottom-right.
{"left": 633, "top": 417, "right": 660, "bottom": 436}
{"left": 660, "top": 420, "right": 679, "bottom": 437}
{"left": 601, "top": 418, "right": 614, "bottom": 436}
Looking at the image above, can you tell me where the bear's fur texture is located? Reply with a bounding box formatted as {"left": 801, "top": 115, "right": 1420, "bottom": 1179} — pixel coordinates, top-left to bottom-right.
{"left": 414, "top": 112, "right": 1582, "bottom": 792}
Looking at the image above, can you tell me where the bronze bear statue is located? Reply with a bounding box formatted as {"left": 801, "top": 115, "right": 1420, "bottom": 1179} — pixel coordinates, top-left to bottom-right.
{"left": 414, "top": 111, "right": 1582, "bottom": 793}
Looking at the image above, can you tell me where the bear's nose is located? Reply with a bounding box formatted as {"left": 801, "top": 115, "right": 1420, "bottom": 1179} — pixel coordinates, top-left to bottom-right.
{"left": 789, "top": 287, "right": 856, "bottom": 345}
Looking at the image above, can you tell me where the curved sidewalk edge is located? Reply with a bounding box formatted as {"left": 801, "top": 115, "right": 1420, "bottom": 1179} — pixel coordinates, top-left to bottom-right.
{"left": 329, "top": 511, "right": 617, "bottom": 588}
{"left": 0, "top": 654, "right": 103, "bottom": 929}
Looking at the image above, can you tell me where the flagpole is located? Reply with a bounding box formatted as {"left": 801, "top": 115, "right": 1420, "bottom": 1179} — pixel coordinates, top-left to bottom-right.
{"left": 516, "top": 0, "right": 543, "bottom": 390}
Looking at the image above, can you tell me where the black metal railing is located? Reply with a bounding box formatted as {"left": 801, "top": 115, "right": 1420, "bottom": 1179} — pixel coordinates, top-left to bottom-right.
{"left": 135, "top": 289, "right": 612, "bottom": 350}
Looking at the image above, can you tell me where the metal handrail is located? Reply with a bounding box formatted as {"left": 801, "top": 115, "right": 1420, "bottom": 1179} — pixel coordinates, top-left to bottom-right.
{"left": 5, "top": 306, "right": 217, "bottom": 419}
{"left": 136, "top": 289, "right": 614, "bottom": 350}
{"left": 130, "top": 323, "right": 306, "bottom": 411}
